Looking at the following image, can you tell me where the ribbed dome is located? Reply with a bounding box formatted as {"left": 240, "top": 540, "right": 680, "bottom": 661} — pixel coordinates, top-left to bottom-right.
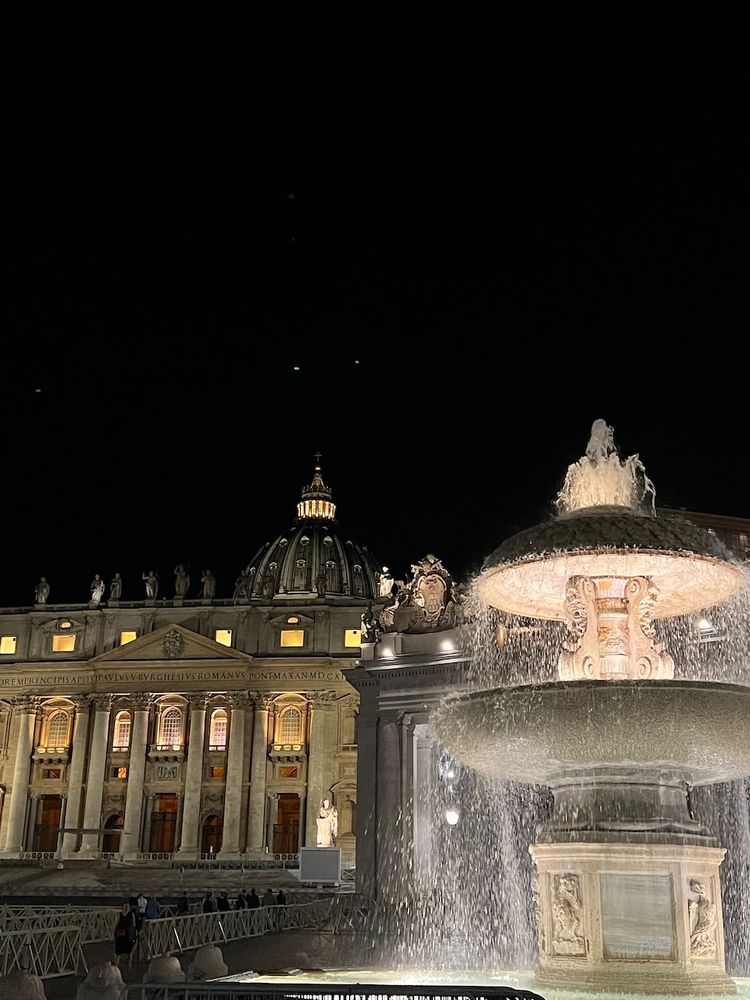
{"left": 244, "top": 461, "right": 382, "bottom": 600}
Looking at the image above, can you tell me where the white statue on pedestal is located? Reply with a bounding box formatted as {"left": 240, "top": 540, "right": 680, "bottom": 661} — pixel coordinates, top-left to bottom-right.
{"left": 315, "top": 798, "right": 338, "bottom": 847}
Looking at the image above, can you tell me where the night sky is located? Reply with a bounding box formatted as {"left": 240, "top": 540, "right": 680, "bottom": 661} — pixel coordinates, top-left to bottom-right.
{"left": 3, "top": 73, "right": 747, "bottom": 607}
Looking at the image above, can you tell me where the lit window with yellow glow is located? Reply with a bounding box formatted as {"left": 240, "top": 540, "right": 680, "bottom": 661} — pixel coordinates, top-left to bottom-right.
{"left": 344, "top": 629, "right": 362, "bottom": 648}
{"left": 214, "top": 629, "right": 232, "bottom": 647}
{"left": 280, "top": 629, "right": 304, "bottom": 647}
{"left": 287, "top": 616, "right": 299, "bottom": 624}
{"left": 119, "top": 630, "right": 137, "bottom": 646}
{"left": 0, "top": 635, "right": 17, "bottom": 654}
{"left": 52, "top": 634, "right": 76, "bottom": 653}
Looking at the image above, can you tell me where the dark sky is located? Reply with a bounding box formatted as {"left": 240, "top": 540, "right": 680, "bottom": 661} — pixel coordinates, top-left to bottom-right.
{"left": 3, "top": 63, "right": 748, "bottom": 607}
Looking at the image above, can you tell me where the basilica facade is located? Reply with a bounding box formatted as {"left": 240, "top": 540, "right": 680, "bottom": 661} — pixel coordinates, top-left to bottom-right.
{"left": 0, "top": 464, "right": 384, "bottom": 863}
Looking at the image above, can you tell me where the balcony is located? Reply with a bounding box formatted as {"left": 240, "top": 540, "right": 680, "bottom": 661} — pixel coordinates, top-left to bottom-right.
{"left": 147, "top": 743, "right": 185, "bottom": 763}
{"left": 270, "top": 743, "right": 306, "bottom": 762}
{"left": 33, "top": 745, "right": 70, "bottom": 764}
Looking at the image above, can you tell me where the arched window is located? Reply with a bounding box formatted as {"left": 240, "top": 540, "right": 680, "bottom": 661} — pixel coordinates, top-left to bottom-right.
{"left": 113, "top": 711, "right": 132, "bottom": 750}
{"left": 209, "top": 709, "right": 228, "bottom": 748}
{"left": 159, "top": 707, "right": 183, "bottom": 747}
{"left": 47, "top": 710, "right": 69, "bottom": 747}
{"left": 279, "top": 707, "right": 302, "bottom": 744}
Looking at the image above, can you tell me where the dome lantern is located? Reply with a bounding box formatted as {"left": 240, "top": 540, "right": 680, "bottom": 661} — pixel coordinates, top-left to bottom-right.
{"left": 296, "top": 454, "right": 336, "bottom": 521}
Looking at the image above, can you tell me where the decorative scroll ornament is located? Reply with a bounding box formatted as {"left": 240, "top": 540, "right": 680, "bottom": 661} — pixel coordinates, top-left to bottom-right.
{"left": 163, "top": 628, "right": 184, "bottom": 659}
{"left": 688, "top": 879, "right": 718, "bottom": 957}
{"left": 378, "top": 554, "right": 461, "bottom": 634}
{"left": 551, "top": 874, "right": 586, "bottom": 956}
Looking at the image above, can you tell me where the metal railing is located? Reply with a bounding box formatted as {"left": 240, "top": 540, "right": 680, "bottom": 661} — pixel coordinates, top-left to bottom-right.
{"left": 141, "top": 899, "right": 334, "bottom": 960}
{"left": 0, "top": 925, "right": 87, "bottom": 979}
{"left": 0, "top": 904, "right": 119, "bottom": 942}
{"left": 122, "top": 985, "right": 546, "bottom": 1000}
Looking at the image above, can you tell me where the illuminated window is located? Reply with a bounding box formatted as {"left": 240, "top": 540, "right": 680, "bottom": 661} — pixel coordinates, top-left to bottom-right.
{"left": 280, "top": 629, "right": 304, "bottom": 647}
{"left": 211, "top": 765, "right": 225, "bottom": 779}
{"left": 214, "top": 629, "right": 232, "bottom": 647}
{"left": 209, "top": 709, "right": 228, "bottom": 747}
{"left": 0, "top": 635, "right": 17, "bottom": 654}
{"left": 111, "top": 766, "right": 128, "bottom": 780}
{"left": 52, "top": 634, "right": 76, "bottom": 652}
{"left": 43, "top": 768, "right": 62, "bottom": 779}
{"left": 344, "top": 628, "right": 361, "bottom": 648}
{"left": 280, "top": 707, "right": 302, "bottom": 743}
{"left": 159, "top": 707, "right": 183, "bottom": 746}
{"left": 59, "top": 620, "right": 72, "bottom": 629}
{"left": 280, "top": 766, "right": 298, "bottom": 778}
{"left": 119, "top": 630, "right": 137, "bottom": 646}
{"left": 287, "top": 616, "right": 299, "bottom": 624}
{"left": 47, "top": 711, "right": 70, "bottom": 746}
{"left": 113, "top": 711, "right": 131, "bottom": 750}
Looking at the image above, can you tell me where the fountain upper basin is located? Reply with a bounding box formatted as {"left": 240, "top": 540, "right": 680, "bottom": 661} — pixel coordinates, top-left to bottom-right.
{"left": 433, "top": 680, "right": 750, "bottom": 786}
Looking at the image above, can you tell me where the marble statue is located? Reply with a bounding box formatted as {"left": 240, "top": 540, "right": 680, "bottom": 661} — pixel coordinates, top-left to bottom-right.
{"left": 34, "top": 577, "right": 50, "bottom": 604}
{"left": 586, "top": 418, "right": 616, "bottom": 462}
{"left": 232, "top": 570, "right": 249, "bottom": 601}
{"left": 200, "top": 570, "right": 216, "bottom": 600}
{"left": 361, "top": 604, "right": 380, "bottom": 643}
{"left": 90, "top": 574, "right": 106, "bottom": 605}
{"left": 109, "top": 573, "right": 122, "bottom": 601}
{"left": 174, "top": 564, "right": 190, "bottom": 598}
{"left": 378, "top": 566, "right": 394, "bottom": 597}
{"left": 552, "top": 874, "right": 585, "bottom": 956}
{"left": 688, "top": 879, "right": 717, "bottom": 957}
{"left": 315, "top": 798, "right": 338, "bottom": 847}
{"left": 142, "top": 571, "right": 158, "bottom": 600}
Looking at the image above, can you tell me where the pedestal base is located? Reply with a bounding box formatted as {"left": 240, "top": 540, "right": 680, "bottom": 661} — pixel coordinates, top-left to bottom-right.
{"left": 531, "top": 842, "right": 735, "bottom": 995}
{"left": 299, "top": 846, "right": 341, "bottom": 882}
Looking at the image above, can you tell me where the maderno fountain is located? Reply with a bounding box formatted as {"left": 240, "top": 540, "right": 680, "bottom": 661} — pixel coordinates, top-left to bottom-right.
{"left": 434, "top": 420, "right": 750, "bottom": 996}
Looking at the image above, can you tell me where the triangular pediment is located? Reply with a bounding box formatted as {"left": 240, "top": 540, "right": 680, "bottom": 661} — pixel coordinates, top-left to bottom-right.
{"left": 90, "top": 623, "right": 249, "bottom": 664}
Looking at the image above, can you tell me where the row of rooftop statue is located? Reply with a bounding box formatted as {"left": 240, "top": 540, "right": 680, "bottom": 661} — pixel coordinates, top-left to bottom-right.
{"left": 31, "top": 555, "right": 464, "bottom": 634}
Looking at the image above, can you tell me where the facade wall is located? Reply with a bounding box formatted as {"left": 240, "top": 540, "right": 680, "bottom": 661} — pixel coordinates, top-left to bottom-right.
{"left": 0, "top": 602, "right": 365, "bottom": 862}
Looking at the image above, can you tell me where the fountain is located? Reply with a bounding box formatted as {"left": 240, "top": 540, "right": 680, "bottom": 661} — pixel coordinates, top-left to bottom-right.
{"left": 434, "top": 421, "right": 750, "bottom": 995}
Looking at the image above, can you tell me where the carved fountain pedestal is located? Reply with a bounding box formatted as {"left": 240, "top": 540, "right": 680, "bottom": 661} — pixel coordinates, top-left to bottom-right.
{"left": 532, "top": 842, "right": 733, "bottom": 995}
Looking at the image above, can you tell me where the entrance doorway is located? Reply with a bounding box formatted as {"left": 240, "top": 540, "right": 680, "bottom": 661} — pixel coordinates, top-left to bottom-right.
{"left": 102, "top": 814, "right": 124, "bottom": 854}
{"left": 201, "top": 814, "right": 223, "bottom": 855}
{"left": 149, "top": 794, "right": 178, "bottom": 853}
{"left": 273, "top": 793, "right": 300, "bottom": 853}
{"left": 33, "top": 794, "right": 62, "bottom": 852}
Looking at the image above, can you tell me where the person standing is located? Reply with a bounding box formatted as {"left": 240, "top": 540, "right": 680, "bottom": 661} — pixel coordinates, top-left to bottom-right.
{"left": 177, "top": 891, "right": 190, "bottom": 915}
{"left": 246, "top": 888, "right": 260, "bottom": 909}
{"left": 145, "top": 895, "right": 160, "bottom": 920}
{"left": 217, "top": 891, "right": 230, "bottom": 912}
{"left": 114, "top": 902, "right": 137, "bottom": 970}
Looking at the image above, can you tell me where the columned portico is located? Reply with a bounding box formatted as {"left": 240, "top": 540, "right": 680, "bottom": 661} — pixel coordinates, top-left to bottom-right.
{"left": 61, "top": 698, "right": 91, "bottom": 858}
{"left": 218, "top": 694, "right": 247, "bottom": 859}
{"left": 2, "top": 697, "right": 38, "bottom": 857}
{"left": 78, "top": 695, "right": 112, "bottom": 856}
{"left": 119, "top": 695, "right": 151, "bottom": 858}
{"left": 174, "top": 695, "right": 208, "bottom": 861}
{"left": 246, "top": 695, "right": 271, "bottom": 853}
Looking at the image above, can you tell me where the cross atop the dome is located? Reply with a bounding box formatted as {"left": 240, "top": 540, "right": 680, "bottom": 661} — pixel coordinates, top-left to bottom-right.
{"left": 314, "top": 451, "right": 323, "bottom": 466}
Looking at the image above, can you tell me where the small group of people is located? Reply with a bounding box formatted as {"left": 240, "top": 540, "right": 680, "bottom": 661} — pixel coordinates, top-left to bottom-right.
{"left": 200, "top": 888, "right": 287, "bottom": 912}
{"left": 113, "top": 893, "right": 161, "bottom": 969}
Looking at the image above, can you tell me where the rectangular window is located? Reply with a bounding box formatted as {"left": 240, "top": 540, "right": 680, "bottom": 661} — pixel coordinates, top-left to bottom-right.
{"left": 52, "top": 634, "right": 76, "bottom": 653}
{"left": 214, "top": 628, "right": 232, "bottom": 646}
{"left": 119, "top": 630, "right": 137, "bottom": 646}
{"left": 280, "top": 766, "right": 298, "bottom": 779}
{"left": 111, "top": 766, "right": 128, "bottom": 780}
{"left": 43, "top": 768, "right": 62, "bottom": 779}
{"left": 0, "top": 635, "right": 17, "bottom": 654}
{"left": 280, "top": 629, "right": 304, "bottom": 648}
{"left": 211, "top": 766, "right": 225, "bottom": 779}
{"left": 344, "top": 628, "right": 362, "bottom": 648}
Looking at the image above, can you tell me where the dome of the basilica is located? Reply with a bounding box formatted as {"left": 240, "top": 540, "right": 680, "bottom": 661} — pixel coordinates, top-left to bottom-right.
{"left": 243, "top": 462, "right": 382, "bottom": 600}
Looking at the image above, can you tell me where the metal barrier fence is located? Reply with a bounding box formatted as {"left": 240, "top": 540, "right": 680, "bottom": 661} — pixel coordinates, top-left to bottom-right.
{"left": 142, "top": 899, "right": 335, "bottom": 960}
{"left": 0, "top": 903, "right": 182, "bottom": 941}
{"left": 122, "top": 984, "right": 546, "bottom": 1000}
{"left": 0, "top": 924, "right": 87, "bottom": 979}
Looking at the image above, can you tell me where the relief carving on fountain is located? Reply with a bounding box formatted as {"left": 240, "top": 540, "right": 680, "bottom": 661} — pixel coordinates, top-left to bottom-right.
{"left": 558, "top": 575, "right": 675, "bottom": 681}
{"left": 688, "top": 878, "right": 718, "bottom": 958}
{"left": 551, "top": 874, "right": 586, "bottom": 956}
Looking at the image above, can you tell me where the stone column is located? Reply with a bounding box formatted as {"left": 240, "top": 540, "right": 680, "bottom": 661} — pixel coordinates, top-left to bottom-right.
{"left": 78, "top": 696, "right": 113, "bottom": 856}
{"left": 173, "top": 793, "right": 184, "bottom": 852}
{"left": 61, "top": 698, "right": 91, "bottom": 858}
{"left": 246, "top": 695, "right": 272, "bottom": 853}
{"left": 266, "top": 792, "right": 278, "bottom": 853}
{"left": 2, "top": 697, "right": 38, "bottom": 857}
{"left": 375, "top": 709, "right": 402, "bottom": 894}
{"left": 297, "top": 790, "right": 306, "bottom": 853}
{"left": 25, "top": 794, "right": 40, "bottom": 852}
{"left": 218, "top": 694, "right": 248, "bottom": 859}
{"left": 142, "top": 794, "right": 155, "bottom": 853}
{"left": 305, "top": 691, "right": 337, "bottom": 847}
{"left": 119, "top": 696, "right": 151, "bottom": 858}
{"left": 174, "top": 695, "right": 208, "bottom": 861}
